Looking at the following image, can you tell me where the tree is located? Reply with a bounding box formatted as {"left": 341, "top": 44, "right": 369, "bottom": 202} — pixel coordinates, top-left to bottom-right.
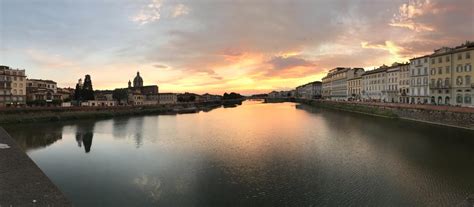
{"left": 74, "top": 83, "right": 82, "bottom": 101}
{"left": 82, "top": 75, "right": 95, "bottom": 101}
{"left": 113, "top": 89, "right": 129, "bottom": 104}
{"left": 222, "top": 92, "right": 243, "bottom": 100}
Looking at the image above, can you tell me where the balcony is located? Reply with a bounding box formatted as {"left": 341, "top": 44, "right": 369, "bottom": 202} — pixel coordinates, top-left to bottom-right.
{"left": 430, "top": 84, "right": 451, "bottom": 89}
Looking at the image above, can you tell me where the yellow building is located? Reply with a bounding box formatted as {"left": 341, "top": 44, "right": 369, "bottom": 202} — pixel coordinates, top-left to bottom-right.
{"left": 452, "top": 43, "right": 473, "bottom": 107}
{"left": 0, "top": 65, "right": 27, "bottom": 107}
{"left": 429, "top": 42, "right": 473, "bottom": 106}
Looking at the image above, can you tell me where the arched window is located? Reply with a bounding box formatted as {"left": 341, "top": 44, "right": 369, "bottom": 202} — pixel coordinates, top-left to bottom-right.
{"left": 445, "top": 96, "right": 450, "bottom": 105}
{"left": 456, "top": 94, "right": 463, "bottom": 103}
{"left": 438, "top": 96, "right": 443, "bottom": 104}
{"left": 465, "top": 95, "right": 472, "bottom": 104}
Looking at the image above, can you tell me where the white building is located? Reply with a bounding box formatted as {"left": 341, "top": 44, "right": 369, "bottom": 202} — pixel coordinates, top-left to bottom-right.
{"left": 159, "top": 93, "right": 178, "bottom": 104}
{"left": 295, "top": 81, "right": 322, "bottom": 99}
{"left": 81, "top": 100, "right": 117, "bottom": 107}
{"left": 362, "top": 66, "right": 388, "bottom": 101}
{"left": 386, "top": 64, "right": 400, "bottom": 103}
{"left": 409, "top": 55, "right": 430, "bottom": 104}
{"left": 321, "top": 67, "right": 364, "bottom": 100}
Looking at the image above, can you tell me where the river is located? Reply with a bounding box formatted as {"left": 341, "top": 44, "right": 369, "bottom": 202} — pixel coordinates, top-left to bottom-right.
{"left": 3, "top": 101, "right": 474, "bottom": 206}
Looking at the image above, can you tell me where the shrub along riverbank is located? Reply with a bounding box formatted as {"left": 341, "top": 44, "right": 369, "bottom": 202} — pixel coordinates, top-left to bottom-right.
{"left": 0, "top": 101, "right": 230, "bottom": 124}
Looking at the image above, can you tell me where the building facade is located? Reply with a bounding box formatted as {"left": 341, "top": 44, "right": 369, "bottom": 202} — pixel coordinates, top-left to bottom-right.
{"left": 159, "top": 93, "right": 178, "bottom": 104}
{"left": 347, "top": 76, "right": 362, "bottom": 100}
{"left": 362, "top": 66, "right": 388, "bottom": 101}
{"left": 321, "top": 67, "right": 365, "bottom": 100}
{"left": 26, "top": 79, "right": 58, "bottom": 102}
{"left": 451, "top": 42, "right": 473, "bottom": 107}
{"left": 398, "top": 63, "right": 410, "bottom": 103}
{"left": 296, "top": 81, "right": 322, "bottom": 100}
{"left": 0, "top": 65, "right": 26, "bottom": 107}
{"left": 409, "top": 56, "right": 430, "bottom": 104}
{"left": 386, "top": 64, "right": 400, "bottom": 103}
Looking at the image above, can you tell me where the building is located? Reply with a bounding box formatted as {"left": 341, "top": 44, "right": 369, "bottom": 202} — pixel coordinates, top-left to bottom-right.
{"left": 201, "top": 93, "right": 222, "bottom": 102}
{"left": 409, "top": 55, "right": 430, "bottom": 104}
{"left": 295, "top": 81, "right": 322, "bottom": 100}
{"left": 347, "top": 76, "right": 362, "bottom": 101}
{"left": 123, "top": 71, "right": 160, "bottom": 106}
{"left": 429, "top": 47, "right": 454, "bottom": 105}
{"left": 398, "top": 63, "right": 410, "bottom": 103}
{"left": 451, "top": 42, "right": 473, "bottom": 107}
{"left": 159, "top": 93, "right": 178, "bottom": 104}
{"left": 321, "top": 76, "right": 331, "bottom": 99}
{"left": 428, "top": 42, "right": 473, "bottom": 106}
{"left": 0, "top": 65, "right": 26, "bottom": 107}
{"left": 26, "top": 79, "right": 58, "bottom": 103}
{"left": 56, "top": 87, "right": 74, "bottom": 101}
{"left": 362, "top": 66, "right": 388, "bottom": 101}
{"left": 386, "top": 64, "right": 401, "bottom": 103}
{"left": 81, "top": 100, "right": 117, "bottom": 107}
{"left": 322, "top": 67, "right": 364, "bottom": 100}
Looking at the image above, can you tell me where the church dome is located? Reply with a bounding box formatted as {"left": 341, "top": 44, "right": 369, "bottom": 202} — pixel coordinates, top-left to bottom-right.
{"left": 133, "top": 71, "right": 143, "bottom": 88}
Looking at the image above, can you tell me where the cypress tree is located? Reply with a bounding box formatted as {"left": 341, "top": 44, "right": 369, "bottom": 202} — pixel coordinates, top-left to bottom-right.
{"left": 82, "top": 75, "right": 95, "bottom": 101}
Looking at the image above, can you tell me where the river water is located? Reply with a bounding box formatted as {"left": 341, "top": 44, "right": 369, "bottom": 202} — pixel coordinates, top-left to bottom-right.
{"left": 4, "top": 101, "right": 474, "bottom": 206}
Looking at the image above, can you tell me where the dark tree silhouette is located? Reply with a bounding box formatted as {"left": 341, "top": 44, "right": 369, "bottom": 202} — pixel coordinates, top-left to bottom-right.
{"left": 82, "top": 75, "right": 95, "bottom": 101}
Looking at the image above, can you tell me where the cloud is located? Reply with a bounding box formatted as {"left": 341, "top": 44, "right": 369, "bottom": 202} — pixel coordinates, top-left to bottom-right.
{"left": 389, "top": 0, "right": 435, "bottom": 32}
{"left": 171, "top": 4, "right": 190, "bottom": 18}
{"left": 153, "top": 64, "right": 168, "bottom": 69}
{"left": 132, "top": 0, "right": 162, "bottom": 25}
{"left": 25, "top": 49, "right": 76, "bottom": 69}
{"left": 268, "top": 55, "right": 315, "bottom": 71}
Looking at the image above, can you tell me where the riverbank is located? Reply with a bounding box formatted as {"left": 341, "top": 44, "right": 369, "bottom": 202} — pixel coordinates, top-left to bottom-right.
{"left": 265, "top": 98, "right": 474, "bottom": 130}
{"left": 0, "top": 100, "right": 241, "bottom": 124}
{"left": 0, "top": 127, "right": 71, "bottom": 206}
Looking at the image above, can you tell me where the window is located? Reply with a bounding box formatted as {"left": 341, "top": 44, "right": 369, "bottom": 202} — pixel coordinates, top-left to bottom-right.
{"left": 445, "top": 78, "right": 450, "bottom": 86}
{"left": 466, "top": 64, "right": 472, "bottom": 72}
{"left": 438, "top": 57, "right": 442, "bottom": 63}
{"left": 424, "top": 67, "right": 427, "bottom": 75}
{"left": 457, "top": 94, "right": 463, "bottom": 103}
{"left": 466, "top": 75, "right": 471, "bottom": 85}
{"left": 438, "top": 67, "right": 442, "bottom": 75}
{"left": 431, "top": 68, "right": 435, "bottom": 75}
{"left": 446, "top": 56, "right": 450, "bottom": 62}
{"left": 417, "top": 68, "right": 420, "bottom": 75}
{"left": 458, "top": 53, "right": 462, "bottom": 60}
{"left": 456, "top": 76, "right": 463, "bottom": 85}
{"left": 465, "top": 95, "right": 472, "bottom": 104}
{"left": 467, "top": 52, "right": 471, "bottom": 59}
{"left": 457, "top": 65, "right": 463, "bottom": 72}
{"left": 431, "top": 58, "right": 435, "bottom": 64}
{"left": 446, "top": 66, "right": 450, "bottom": 73}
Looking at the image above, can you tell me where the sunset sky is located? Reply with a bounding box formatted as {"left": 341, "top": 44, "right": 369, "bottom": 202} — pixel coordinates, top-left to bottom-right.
{"left": 1, "top": 0, "right": 473, "bottom": 95}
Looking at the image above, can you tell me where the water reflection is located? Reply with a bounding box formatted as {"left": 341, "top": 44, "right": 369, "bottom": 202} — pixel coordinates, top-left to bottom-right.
{"left": 2, "top": 123, "right": 63, "bottom": 151}
{"left": 75, "top": 122, "right": 95, "bottom": 153}
{"left": 2, "top": 101, "right": 474, "bottom": 206}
